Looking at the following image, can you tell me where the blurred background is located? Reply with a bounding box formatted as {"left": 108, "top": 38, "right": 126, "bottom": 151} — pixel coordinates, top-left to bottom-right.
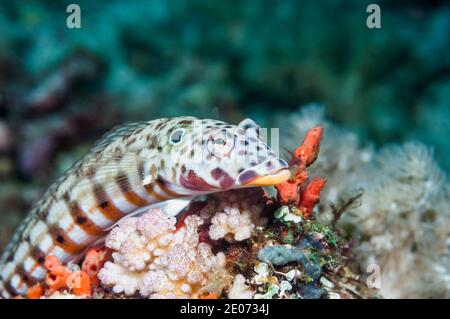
{"left": 0, "top": 0, "right": 449, "bottom": 249}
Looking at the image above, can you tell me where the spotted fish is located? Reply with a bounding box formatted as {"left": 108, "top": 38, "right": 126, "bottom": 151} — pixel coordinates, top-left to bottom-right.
{"left": 0, "top": 116, "right": 290, "bottom": 298}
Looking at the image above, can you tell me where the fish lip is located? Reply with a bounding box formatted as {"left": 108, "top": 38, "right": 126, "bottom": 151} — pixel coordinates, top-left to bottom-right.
{"left": 238, "top": 167, "right": 291, "bottom": 186}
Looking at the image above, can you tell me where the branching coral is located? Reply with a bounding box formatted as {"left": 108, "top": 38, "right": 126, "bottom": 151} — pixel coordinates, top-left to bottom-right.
{"left": 98, "top": 208, "right": 229, "bottom": 298}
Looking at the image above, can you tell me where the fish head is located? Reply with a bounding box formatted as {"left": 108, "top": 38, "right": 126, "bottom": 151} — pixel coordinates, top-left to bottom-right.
{"left": 159, "top": 117, "right": 290, "bottom": 192}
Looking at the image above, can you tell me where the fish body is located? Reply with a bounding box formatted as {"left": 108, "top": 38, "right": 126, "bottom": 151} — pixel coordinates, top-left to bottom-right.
{"left": 0, "top": 116, "right": 290, "bottom": 298}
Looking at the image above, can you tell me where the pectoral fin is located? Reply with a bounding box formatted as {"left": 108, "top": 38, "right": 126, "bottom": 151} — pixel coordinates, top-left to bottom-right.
{"left": 104, "top": 197, "right": 195, "bottom": 231}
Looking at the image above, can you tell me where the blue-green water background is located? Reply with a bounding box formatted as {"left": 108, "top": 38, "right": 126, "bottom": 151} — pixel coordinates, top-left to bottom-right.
{"left": 0, "top": 0, "right": 449, "bottom": 247}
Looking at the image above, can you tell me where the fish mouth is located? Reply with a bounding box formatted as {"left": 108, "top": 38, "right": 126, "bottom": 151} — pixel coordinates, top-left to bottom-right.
{"left": 238, "top": 159, "right": 291, "bottom": 186}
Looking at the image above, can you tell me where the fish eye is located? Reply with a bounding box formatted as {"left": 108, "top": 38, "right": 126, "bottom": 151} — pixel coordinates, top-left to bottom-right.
{"left": 169, "top": 129, "right": 185, "bottom": 145}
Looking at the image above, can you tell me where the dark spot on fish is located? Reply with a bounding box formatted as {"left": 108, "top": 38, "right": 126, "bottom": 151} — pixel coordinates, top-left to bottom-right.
{"left": 211, "top": 167, "right": 225, "bottom": 180}
{"left": 30, "top": 247, "right": 46, "bottom": 264}
{"left": 17, "top": 266, "right": 37, "bottom": 285}
{"left": 126, "top": 137, "right": 137, "bottom": 146}
{"left": 21, "top": 273, "right": 30, "bottom": 284}
{"left": 86, "top": 166, "right": 96, "bottom": 178}
{"left": 220, "top": 174, "right": 235, "bottom": 189}
{"left": 137, "top": 161, "right": 145, "bottom": 181}
{"left": 99, "top": 201, "right": 108, "bottom": 208}
{"left": 167, "top": 126, "right": 176, "bottom": 135}
{"left": 56, "top": 235, "right": 64, "bottom": 243}
{"left": 76, "top": 216, "right": 87, "bottom": 224}
{"left": 178, "top": 120, "right": 193, "bottom": 126}
{"left": 148, "top": 135, "right": 158, "bottom": 149}
{"left": 155, "top": 121, "right": 168, "bottom": 130}
{"left": 134, "top": 127, "right": 145, "bottom": 135}
{"left": 3, "top": 281, "right": 18, "bottom": 296}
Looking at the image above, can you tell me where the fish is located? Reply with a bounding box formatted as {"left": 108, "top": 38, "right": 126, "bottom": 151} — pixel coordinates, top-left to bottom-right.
{"left": 0, "top": 116, "right": 290, "bottom": 298}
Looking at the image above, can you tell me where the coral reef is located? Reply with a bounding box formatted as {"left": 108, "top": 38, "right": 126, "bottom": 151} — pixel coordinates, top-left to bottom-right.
{"left": 97, "top": 189, "right": 272, "bottom": 299}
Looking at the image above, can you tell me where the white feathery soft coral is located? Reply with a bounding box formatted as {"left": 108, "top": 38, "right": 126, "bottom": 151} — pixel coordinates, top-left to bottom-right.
{"left": 279, "top": 105, "right": 450, "bottom": 298}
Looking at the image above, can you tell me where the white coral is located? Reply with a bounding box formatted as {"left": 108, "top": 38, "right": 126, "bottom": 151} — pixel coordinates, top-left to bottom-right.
{"left": 98, "top": 261, "right": 141, "bottom": 296}
{"left": 228, "top": 274, "right": 254, "bottom": 299}
{"left": 98, "top": 209, "right": 228, "bottom": 298}
{"left": 201, "top": 189, "right": 268, "bottom": 241}
{"left": 209, "top": 206, "right": 255, "bottom": 241}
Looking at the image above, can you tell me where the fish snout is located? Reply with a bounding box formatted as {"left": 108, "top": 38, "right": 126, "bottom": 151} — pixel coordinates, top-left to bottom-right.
{"left": 238, "top": 158, "right": 290, "bottom": 186}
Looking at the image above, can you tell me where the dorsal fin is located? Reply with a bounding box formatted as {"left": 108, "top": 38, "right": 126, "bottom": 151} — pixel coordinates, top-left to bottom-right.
{"left": 90, "top": 121, "right": 150, "bottom": 153}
